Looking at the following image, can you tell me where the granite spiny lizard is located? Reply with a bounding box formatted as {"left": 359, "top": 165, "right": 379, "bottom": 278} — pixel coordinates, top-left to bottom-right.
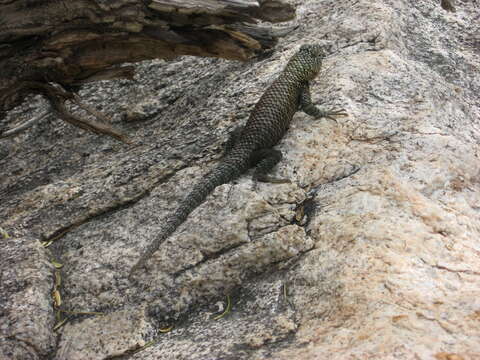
{"left": 129, "top": 44, "right": 346, "bottom": 277}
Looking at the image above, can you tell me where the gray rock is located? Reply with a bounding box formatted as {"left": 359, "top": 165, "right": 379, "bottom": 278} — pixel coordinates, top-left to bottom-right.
{"left": 0, "top": 236, "right": 55, "bottom": 359}
{"left": 1, "top": 0, "right": 479, "bottom": 359}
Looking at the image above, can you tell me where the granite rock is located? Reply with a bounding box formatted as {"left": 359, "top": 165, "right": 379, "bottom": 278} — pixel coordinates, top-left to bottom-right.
{"left": 1, "top": 0, "right": 479, "bottom": 359}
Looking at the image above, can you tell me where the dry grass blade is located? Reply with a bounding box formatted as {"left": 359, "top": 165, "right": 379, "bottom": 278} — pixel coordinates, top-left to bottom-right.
{"left": 0, "top": 109, "right": 49, "bottom": 139}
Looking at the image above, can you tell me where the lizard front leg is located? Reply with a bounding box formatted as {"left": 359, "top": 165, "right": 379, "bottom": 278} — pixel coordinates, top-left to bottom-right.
{"left": 299, "top": 83, "right": 347, "bottom": 121}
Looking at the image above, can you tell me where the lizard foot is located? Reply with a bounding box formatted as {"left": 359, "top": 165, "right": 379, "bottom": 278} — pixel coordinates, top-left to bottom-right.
{"left": 252, "top": 176, "right": 291, "bottom": 191}
{"left": 256, "top": 176, "right": 291, "bottom": 184}
{"left": 316, "top": 108, "right": 348, "bottom": 122}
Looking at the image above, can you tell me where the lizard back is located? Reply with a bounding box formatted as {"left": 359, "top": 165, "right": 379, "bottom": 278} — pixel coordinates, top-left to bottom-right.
{"left": 233, "top": 45, "right": 324, "bottom": 153}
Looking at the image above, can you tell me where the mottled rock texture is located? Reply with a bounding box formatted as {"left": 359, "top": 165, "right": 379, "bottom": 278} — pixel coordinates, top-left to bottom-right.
{"left": 1, "top": 0, "right": 479, "bottom": 359}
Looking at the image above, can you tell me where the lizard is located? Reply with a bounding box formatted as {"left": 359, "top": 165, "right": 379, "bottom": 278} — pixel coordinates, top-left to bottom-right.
{"left": 129, "top": 44, "right": 346, "bottom": 278}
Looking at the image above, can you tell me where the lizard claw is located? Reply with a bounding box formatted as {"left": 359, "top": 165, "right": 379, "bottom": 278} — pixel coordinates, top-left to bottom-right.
{"left": 324, "top": 115, "right": 338, "bottom": 123}
{"left": 252, "top": 176, "right": 291, "bottom": 191}
{"left": 329, "top": 108, "right": 348, "bottom": 116}
{"left": 316, "top": 108, "right": 347, "bottom": 122}
{"left": 256, "top": 176, "right": 291, "bottom": 183}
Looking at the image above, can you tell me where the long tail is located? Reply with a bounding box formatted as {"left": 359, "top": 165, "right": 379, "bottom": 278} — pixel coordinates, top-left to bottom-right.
{"left": 129, "top": 155, "right": 249, "bottom": 277}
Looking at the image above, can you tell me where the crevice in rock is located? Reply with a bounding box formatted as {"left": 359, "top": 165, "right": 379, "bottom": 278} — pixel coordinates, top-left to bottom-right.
{"left": 291, "top": 196, "right": 318, "bottom": 228}
{"left": 43, "top": 164, "right": 190, "bottom": 243}
{"left": 432, "top": 264, "right": 480, "bottom": 276}
{"left": 172, "top": 241, "right": 247, "bottom": 278}
{"left": 246, "top": 214, "right": 287, "bottom": 241}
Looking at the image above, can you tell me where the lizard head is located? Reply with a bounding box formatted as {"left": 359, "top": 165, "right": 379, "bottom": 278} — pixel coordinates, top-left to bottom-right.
{"left": 290, "top": 44, "right": 326, "bottom": 81}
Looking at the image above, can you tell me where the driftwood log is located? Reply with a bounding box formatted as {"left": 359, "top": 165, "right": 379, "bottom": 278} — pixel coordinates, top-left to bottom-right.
{"left": 0, "top": 0, "right": 295, "bottom": 139}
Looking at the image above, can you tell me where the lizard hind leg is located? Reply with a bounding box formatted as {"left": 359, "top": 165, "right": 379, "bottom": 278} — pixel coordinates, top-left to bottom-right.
{"left": 251, "top": 148, "right": 290, "bottom": 184}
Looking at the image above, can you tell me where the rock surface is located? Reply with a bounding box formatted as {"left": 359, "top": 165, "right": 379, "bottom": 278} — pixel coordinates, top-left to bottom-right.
{"left": 1, "top": 0, "right": 479, "bottom": 359}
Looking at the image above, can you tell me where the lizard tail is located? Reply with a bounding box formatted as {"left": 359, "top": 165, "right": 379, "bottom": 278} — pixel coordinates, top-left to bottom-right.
{"left": 129, "top": 155, "right": 249, "bottom": 277}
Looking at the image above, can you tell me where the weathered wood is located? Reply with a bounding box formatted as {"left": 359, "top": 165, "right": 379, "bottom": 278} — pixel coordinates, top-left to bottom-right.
{"left": 0, "top": 0, "right": 296, "bottom": 124}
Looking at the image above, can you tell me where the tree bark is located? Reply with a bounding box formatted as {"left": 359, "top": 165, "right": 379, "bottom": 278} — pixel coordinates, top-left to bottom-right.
{"left": 0, "top": 0, "right": 295, "bottom": 119}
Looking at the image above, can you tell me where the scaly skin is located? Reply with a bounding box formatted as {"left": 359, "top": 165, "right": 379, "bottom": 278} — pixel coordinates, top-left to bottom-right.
{"left": 129, "top": 44, "right": 346, "bottom": 278}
